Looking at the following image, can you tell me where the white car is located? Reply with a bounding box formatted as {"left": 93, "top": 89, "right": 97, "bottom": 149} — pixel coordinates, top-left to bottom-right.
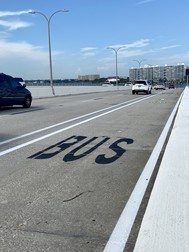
{"left": 132, "top": 80, "right": 152, "bottom": 95}
{"left": 124, "top": 82, "right": 132, "bottom": 87}
{"left": 153, "top": 84, "right": 166, "bottom": 90}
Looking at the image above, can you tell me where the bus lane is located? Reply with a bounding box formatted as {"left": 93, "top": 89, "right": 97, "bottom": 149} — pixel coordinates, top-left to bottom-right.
{"left": 0, "top": 89, "right": 183, "bottom": 252}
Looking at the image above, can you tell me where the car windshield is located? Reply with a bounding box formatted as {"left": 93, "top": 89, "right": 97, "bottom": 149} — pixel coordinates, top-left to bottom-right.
{"left": 14, "top": 77, "right": 24, "bottom": 82}
{"left": 134, "top": 81, "right": 147, "bottom": 85}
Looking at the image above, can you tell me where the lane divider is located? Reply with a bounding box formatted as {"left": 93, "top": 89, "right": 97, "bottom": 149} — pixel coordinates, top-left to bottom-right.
{"left": 0, "top": 95, "right": 154, "bottom": 157}
{"left": 0, "top": 96, "right": 151, "bottom": 146}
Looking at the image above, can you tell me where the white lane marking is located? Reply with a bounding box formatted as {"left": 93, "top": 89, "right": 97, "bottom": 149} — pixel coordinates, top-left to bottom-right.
{"left": 0, "top": 95, "right": 154, "bottom": 157}
{"left": 103, "top": 91, "right": 184, "bottom": 252}
{"left": 0, "top": 96, "right": 153, "bottom": 146}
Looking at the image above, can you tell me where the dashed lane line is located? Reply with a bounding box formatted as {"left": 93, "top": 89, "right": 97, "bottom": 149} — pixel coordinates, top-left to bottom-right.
{"left": 0, "top": 95, "right": 154, "bottom": 157}
{"left": 0, "top": 95, "right": 154, "bottom": 146}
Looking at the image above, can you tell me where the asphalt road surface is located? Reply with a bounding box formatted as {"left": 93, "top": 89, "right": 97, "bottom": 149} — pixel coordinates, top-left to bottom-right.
{"left": 0, "top": 88, "right": 183, "bottom": 252}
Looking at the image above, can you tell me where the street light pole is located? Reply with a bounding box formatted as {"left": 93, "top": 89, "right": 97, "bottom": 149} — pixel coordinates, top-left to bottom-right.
{"left": 29, "top": 10, "right": 69, "bottom": 95}
{"left": 107, "top": 46, "right": 125, "bottom": 89}
{"left": 133, "top": 59, "right": 145, "bottom": 79}
{"left": 133, "top": 59, "right": 146, "bottom": 68}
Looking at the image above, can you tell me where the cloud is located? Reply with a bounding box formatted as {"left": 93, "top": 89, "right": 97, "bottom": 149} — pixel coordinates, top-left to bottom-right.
{"left": 160, "top": 45, "right": 181, "bottom": 50}
{"left": 80, "top": 47, "right": 98, "bottom": 57}
{"left": 136, "top": 0, "right": 154, "bottom": 5}
{"left": 82, "top": 52, "right": 96, "bottom": 57}
{"left": 105, "top": 40, "right": 182, "bottom": 62}
{"left": 0, "top": 39, "right": 48, "bottom": 78}
{"left": 0, "top": 10, "right": 33, "bottom": 30}
{"left": 125, "top": 39, "right": 150, "bottom": 49}
{"left": 107, "top": 39, "right": 150, "bottom": 50}
{"left": 80, "top": 47, "right": 97, "bottom": 52}
{"left": 0, "top": 10, "right": 32, "bottom": 17}
{"left": 0, "top": 19, "right": 32, "bottom": 30}
{"left": 0, "top": 39, "right": 45, "bottom": 58}
{"left": 0, "top": 37, "right": 66, "bottom": 79}
{"left": 157, "top": 52, "right": 189, "bottom": 66}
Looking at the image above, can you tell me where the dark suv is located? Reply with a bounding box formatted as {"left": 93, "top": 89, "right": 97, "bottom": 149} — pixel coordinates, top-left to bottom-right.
{"left": 0, "top": 73, "right": 32, "bottom": 108}
{"left": 168, "top": 83, "right": 175, "bottom": 89}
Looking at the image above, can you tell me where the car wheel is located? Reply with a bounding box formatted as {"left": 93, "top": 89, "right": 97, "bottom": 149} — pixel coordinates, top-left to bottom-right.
{"left": 132, "top": 91, "right": 135, "bottom": 94}
{"left": 23, "top": 96, "right": 31, "bottom": 108}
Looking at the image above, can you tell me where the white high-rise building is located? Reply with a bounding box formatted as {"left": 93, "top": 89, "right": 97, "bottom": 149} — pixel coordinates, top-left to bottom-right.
{"left": 129, "top": 64, "right": 185, "bottom": 83}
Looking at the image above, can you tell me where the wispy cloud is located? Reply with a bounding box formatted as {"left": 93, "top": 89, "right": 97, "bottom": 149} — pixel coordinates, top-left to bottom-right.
{"left": 80, "top": 47, "right": 97, "bottom": 52}
{"left": 125, "top": 39, "right": 150, "bottom": 49}
{"left": 160, "top": 45, "right": 181, "bottom": 50}
{"left": 0, "top": 37, "right": 67, "bottom": 77}
{"left": 107, "top": 39, "right": 150, "bottom": 50}
{"left": 0, "top": 10, "right": 32, "bottom": 30}
{"left": 0, "top": 10, "right": 32, "bottom": 17}
{"left": 80, "top": 47, "right": 98, "bottom": 57}
{"left": 0, "top": 39, "right": 49, "bottom": 78}
{"left": 0, "top": 20, "right": 32, "bottom": 30}
{"left": 136, "top": 0, "right": 154, "bottom": 6}
{"left": 0, "top": 39, "right": 46, "bottom": 59}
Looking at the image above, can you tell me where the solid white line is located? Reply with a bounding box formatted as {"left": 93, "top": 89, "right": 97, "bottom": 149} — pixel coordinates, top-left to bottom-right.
{"left": 0, "top": 96, "right": 152, "bottom": 146}
{"left": 103, "top": 91, "right": 184, "bottom": 252}
{"left": 134, "top": 87, "right": 189, "bottom": 251}
{"left": 0, "top": 95, "right": 154, "bottom": 157}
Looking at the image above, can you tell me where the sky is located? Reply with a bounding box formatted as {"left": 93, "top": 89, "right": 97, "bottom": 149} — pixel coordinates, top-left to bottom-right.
{"left": 0, "top": 0, "right": 189, "bottom": 80}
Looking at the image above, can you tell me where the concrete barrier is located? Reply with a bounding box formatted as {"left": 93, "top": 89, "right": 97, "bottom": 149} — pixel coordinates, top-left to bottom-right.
{"left": 27, "top": 85, "right": 131, "bottom": 98}
{"left": 134, "top": 87, "right": 189, "bottom": 251}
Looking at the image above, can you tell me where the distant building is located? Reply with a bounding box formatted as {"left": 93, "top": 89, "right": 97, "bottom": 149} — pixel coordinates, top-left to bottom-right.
{"left": 78, "top": 74, "right": 100, "bottom": 81}
{"left": 129, "top": 64, "right": 185, "bottom": 83}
